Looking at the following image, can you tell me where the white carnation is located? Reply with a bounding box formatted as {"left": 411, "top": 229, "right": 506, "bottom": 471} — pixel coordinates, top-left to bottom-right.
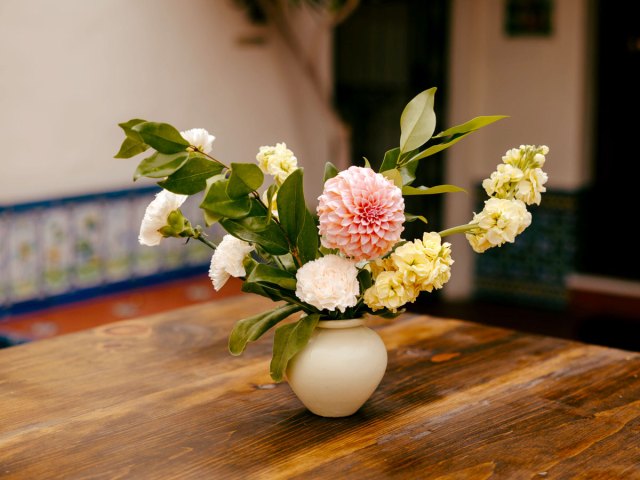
{"left": 208, "top": 235, "right": 254, "bottom": 291}
{"left": 295, "top": 255, "right": 359, "bottom": 312}
{"left": 138, "top": 190, "right": 188, "bottom": 246}
{"left": 465, "top": 198, "right": 532, "bottom": 253}
{"left": 181, "top": 128, "right": 215, "bottom": 154}
{"left": 256, "top": 142, "right": 298, "bottom": 184}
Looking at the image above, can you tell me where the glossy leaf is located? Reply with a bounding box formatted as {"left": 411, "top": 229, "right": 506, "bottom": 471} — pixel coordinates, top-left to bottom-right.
{"left": 134, "top": 152, "right": 189, "bottom": 180}
{"left": 400, "top": 87, "right": 437, "bottom": 153}
{"left": 402, "top": 184, "right": 466, "bottom": 195}
{"left": 357, "top": 268, "right": 372, "bottom": 291}
{"left": 133, "top": 122, "right": 190, "bottom": 154}
{"left": 297, "top": 209, "right": 319, "bottom": 264}
{"left": 264, "top": 184, "right": 278, "bottom": 224}
{"left": 405, "top": 212, "right": 428, "bottom": 224}
{"left": 270, "top": 314, "right": 320, "bottom": 382}
{"left": 407, "top": 131, "right": 472, "bottom": 164}
{"left": 380, "top": 147, "right": 400, "bottom": 172}
{"left": 227, "top": 163, "right": 264, "bottom": 198}
{"left": 433, "top": 115, "right": 507, "bottom": 138}
{"left": 160, "top": 155, "right": 224, "bottom": 195}
{"left": 199, "top": 178, "right": 251, "bottom": 219}
{"left": 382, "top": 169, "right": 403, "bottom": 188}
{"left": 115, "top": 137, "right": 149, "bottom": 159}
{"left": 277, "top": 169, "right": 305, "bottom": 241}
{"left": 323, "top": 162, "right": 339, "bottom": 183}
{"left": 220, "top": 217, "right": 289, "bottom": 255}
{"left": 228, "top": 304, "right": 300, "bottom": 356}
{"left": 246, "top": 263, "right": 297, "bottom": 291}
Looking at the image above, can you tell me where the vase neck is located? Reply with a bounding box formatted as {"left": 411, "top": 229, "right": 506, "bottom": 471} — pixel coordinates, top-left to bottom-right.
{"left": 317, "top": 318, "right": 364, "bottom": 329}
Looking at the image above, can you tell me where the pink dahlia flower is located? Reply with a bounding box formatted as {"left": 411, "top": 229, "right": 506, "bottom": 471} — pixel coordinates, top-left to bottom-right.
{"left": 317, "top": 166, "right": 405, "bottom": 260}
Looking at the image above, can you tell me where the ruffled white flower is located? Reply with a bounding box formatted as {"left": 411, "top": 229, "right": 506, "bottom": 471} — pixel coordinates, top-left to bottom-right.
{"left": 483, "top": 145, "right": 549, "bottom": 206}
{"left": 515, "top": 167, "right": 548, "bottom": 205}
{"left": 295, "top": 255, "right": 359, "bottom": 312}
{"left": 181, "top": 128, "right": 215, "bottom": 154}
{"left": 208, "top": 235, "right": 254, "bottom": 291}
{"left": 256, "top": 143, "right": 298, "bottom": 184}
{"left": 138, "top": 190, "right": 188, "bottom": 246}
{"left": 482, "top": 164, "right": 524, "bottom": 199}
{"left": 466, "top": 198, "right": 532, "bottom": 253}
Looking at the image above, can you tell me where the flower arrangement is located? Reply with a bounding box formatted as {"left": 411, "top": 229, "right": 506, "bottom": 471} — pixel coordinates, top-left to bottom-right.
{"left": 115, "top": 88, "right": 548, "bottom": 382}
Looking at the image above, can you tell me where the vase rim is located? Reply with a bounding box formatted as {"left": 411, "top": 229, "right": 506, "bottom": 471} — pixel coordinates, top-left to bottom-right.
{"left": 317, "top": 318, "right": 364, "bottom": 329}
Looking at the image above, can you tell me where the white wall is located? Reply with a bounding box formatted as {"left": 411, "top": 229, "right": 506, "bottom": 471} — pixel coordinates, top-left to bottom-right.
{"left": 445, "top": 0, "right": 589, "bottom": 298}
{"left": 0, "top": 0, "right": 331, "bottom": 205}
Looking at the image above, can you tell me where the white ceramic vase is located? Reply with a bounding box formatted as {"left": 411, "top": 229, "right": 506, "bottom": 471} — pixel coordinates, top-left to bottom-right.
{"left": 286, "top": 318, "right": 388, "bottom": 417}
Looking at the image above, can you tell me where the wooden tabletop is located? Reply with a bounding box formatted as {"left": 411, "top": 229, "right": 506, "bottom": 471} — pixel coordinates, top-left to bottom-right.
{"left": 1, "top": 295, "right": 639, "bottom": 479}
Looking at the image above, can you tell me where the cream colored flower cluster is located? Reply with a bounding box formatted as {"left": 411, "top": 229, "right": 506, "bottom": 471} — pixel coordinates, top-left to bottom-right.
{"left": 256, "top": 142, "right": 298, "bottom": 184}
{"left": 466, "top": 145, "right": 548, "bottom": 253}
{"left": 363, "top": 232, "right": 453, "bottom": 312}
{"left": 482, "top": 145, "right": 548, "bottom": 206}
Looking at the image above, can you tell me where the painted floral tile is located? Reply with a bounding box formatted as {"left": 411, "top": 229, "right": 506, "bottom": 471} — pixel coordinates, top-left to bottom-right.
{"left": 104, "top": 198, "right": 135, "bottom": 282}
{"left": 9, "top": 211, "right": 41, "bottom": 302}
{"left": 0, "top": 212, "right": 9, "bottom": 307}
{"left": 72, "top": 202, "right": 104, "bottom": 288}
{"left": 42, "top": 206, "right": 73, "bottom": 296}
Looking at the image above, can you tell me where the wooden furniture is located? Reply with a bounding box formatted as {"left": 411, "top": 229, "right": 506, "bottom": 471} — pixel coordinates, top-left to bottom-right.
{"left": 1, "top": 295, "right": 639, "bottom": 478}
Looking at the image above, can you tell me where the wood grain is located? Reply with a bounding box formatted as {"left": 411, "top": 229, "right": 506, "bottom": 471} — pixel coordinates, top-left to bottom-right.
{"left": 1, "top": 295, "right": 639, "bottom": 479}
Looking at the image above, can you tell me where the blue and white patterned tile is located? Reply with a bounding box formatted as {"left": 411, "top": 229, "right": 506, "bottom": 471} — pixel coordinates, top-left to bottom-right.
{"left": 72, "top": 202, "right": 104, "bottom": 288}
{"left": 9, "top": 210, "right": 41, "bottom": 303}
{"left": 0, "top": 212, "right": 9, "bottom": 307}
{"left": 42, "top": 205, "right": 73, "bottom": 296}
{"left": 104, "top": 198, "right": 135, "bottom": 282}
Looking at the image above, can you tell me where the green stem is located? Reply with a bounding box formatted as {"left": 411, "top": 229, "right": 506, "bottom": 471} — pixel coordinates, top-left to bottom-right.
{"left": 193, "top": 231, "right": 218, "bottom": 251}
{"left": 439, "top": 223, "right": 479, "bottom": 238}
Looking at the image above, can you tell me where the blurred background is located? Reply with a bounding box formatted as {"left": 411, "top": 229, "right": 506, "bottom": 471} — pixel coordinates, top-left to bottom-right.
{"left": 1, "top": 0, "right": 638, "bottom": 349}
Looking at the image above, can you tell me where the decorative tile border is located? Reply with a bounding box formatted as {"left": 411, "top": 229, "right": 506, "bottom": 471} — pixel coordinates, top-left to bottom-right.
{"left": 0, "top": 187, "right": 221, "bottom": 317}
{"left": 473, "top": 187, "right": 580, "bottom": 309}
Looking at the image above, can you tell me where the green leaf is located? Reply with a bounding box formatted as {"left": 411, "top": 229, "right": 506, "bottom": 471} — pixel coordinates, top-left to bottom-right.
{"left": 405, "top": 213, "right": 428, "bottom": 224}
{"left": 297, "top": 209, "right": 319, "bottom": 264}
{"left": 227, "top": 163, "right": 264, "bottom": 198}
{"left": 115, "top": 119, "right": 148, "bottom": 158}
{"left": 270, "top": 314, "right": 320, "bottom": 382}
{"left": 276, "top": 169, "right": 318, "bottom": 264}
{"left": 380, "top": 147, "right": 400, "bottom": 172}
{"left": 399, "top": 160, "right": 419, "bottom": 186}
{"left": 133, "top": 122, "right": 190, "bottom": 154}
{"left": 134, "top": 152, "right": 189, "bottom": 180}
{"left": 400, "top": 87, "right": 437, "bottom": 153}
{"left": 199, "top": 178, "right": 251, "bottom": 219}
{"left": 433, "top": 115, "right": 508, "bottom": 138}
{"left": 115, "top": 137, "right": 149, "bottom": 159}
{"left": 220, "top": 217, "right": 289, "bottom": 255}
{"left": 246, "top": 263, "right": 297, "bottom": 291}
{"left": 265, "top": 184, "right": 278, "bottom": 224}
{"left": 362, "top": 157, "right": 371, "bottom": 168}
{"left": 228, "top": 304, "right": 301, "bottom": 356}
{"left": 159, "top": 155, "right": 224, "bottom": 195}
{"left": 203, "top": 209, "right": 222, "bottom": 227}
{"left": 323, "top": 162, "right": 339, "bottom": 183}
{"left": 382, "top": 169, "right": 403, "bottom": 188}
{"left": 241, "top": 281, "right": 288, "bottom": 302}
{"left": 357, "top": 268, "right": 372, "bottom": 291}
{"left": 402, "top": 184, "right": 466, "bottom": 195}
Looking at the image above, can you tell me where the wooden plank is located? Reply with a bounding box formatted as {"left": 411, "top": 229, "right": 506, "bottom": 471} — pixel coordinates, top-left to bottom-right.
{"left": 1, "top": 295, "right": 639, "bottom": 479}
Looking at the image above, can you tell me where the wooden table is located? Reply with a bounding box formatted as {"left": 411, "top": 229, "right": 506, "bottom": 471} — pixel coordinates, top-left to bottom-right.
{"left": 1, "top": 295, "right": 639, "bottom": 479}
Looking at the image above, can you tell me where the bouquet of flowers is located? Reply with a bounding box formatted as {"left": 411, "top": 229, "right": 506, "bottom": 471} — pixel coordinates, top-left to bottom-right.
{"left": 115, "top": 88, "right": 548, "bottom": 382}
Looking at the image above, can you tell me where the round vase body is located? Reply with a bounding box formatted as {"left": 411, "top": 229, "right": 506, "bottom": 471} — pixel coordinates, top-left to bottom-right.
{"left": 286, "top": 318, "right": 388, "bottom": 417}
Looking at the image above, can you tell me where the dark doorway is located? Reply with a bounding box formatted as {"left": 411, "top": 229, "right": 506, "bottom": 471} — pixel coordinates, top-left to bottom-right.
{"left": 582, "top": 1, "right": 640, "bottom": 281}
{"left": 333, "top": 0, "right": 450, "bottom": 233}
